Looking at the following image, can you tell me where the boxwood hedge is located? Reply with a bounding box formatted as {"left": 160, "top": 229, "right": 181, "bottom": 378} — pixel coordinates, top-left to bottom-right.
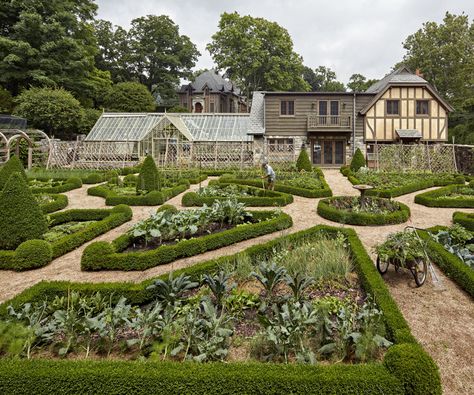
{"left": 0, "top": 225, "right": 440, "bottom": 394}
{"left": 317, "top": 197, "right": 411, "bottom": 226}
{"left": 0, "top": 205, "right": 132, "bottom": 271}
{"left": 414, "top": 185, "right": 474, "bottom": 208}
{"left": 182, "top": 183, "right": 293, "bottom": 207}
{"left": 81, "top": 211, "right": 293, "bottom": 271}
{"left": 87, "top": 183, "right": 188, "bottom": 206}
{"left": 38, "top": 193, "right": 68, "bottom": 214}
{"left": 219, "top": 169, "right": 332, "bottom": 198}
{"left": 452, "top": 211, "right": 474, "bottom": 231}
{"left": 417, "top": 228, "right": 474, "bottom": 297}
{"left": 29, "top": 177, "right": 83, "bottom": 193}
{"left": 342, "top": 168, "right": 459, "bottom": 198}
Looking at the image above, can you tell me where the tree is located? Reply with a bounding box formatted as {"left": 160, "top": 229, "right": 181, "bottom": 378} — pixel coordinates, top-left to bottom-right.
{"left": 207, "top": 12, "right": 310, "bottom": 99}
{"left": 104, "top": 82, "right": 156, "bottom": 112}
{"left": 0, "top": 155, "right": 27, "bottom": 191}
{"left": 0, "top": 0, "right": 100, "bottom": 102}
{"left": 168, "top": 105, "right": 189, "bottom": 113}
{"left": 350, "top": 148, "right": 366, "bottom": 172}
{"left": 0, "top": 87, "right": 13, "bottom": 113}
{"left": 347, "top": 74, "right": 379, "bottom": 92}
{"left": 137, "top": 156, "right": 160, "bottom": 193}
{"left": 79, "top": 108, "right": 102, "bottom": 134}
{"left": 13, "top": 88, "right": 83, "bottom": 139}
{"left": 398, "top": 12, "right": 474, "bottom": 109}
{"left": 127, "top": 15, "right": 200, "bottom": 104}
{"left": 303, "top": 66, "right": 345, "bottom": 92}
{"left": 0, "top": 172, "right": 48, "bottom": 250}
{"left": 296, "top": 149, "right": 312, "bottom": 171}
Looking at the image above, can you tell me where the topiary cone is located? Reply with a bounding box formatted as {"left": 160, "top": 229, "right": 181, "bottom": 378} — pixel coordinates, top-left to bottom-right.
{"left": 0, "top": 155, "right": 27, "bottom": 191}
{"left": 296, "top": 149, "right": 312, "bottom": 171}
{"left": 350, "top": 148, "right": 366, "bottom": 172}
{"left": 0, "top": 172, "right": 48, "bottom": 250}
{"left": 137, "top": 155, "right": 161, "bottom": 193}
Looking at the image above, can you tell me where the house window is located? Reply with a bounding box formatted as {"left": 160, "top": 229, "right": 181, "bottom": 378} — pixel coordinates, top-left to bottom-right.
{"left": 386, "top": 100, "right": 400, "bottom": 115}
{"left": 268, "top": 138, "right": 294, "bottom": 152}
{"left": 416, "top": 100, "right": 429, "bottom": 115}
{"left": 210, "top": 102, "right": 215, "bottom": 113}
{"left": 330, "top": 101, "right": 339, "bottom": 116}
{"left": 318, "top": 101, "right": 328, "bottom": 115}
{"left": 280, "top": 101, "right": 295, "bottom": 116}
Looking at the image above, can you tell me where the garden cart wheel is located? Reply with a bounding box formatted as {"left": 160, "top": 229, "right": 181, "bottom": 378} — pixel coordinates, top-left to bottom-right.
{"left": 376, "top": 255, "right": 389, "bottom": 275}
{"left": 410, "top": 257, "right": 427, "bottom": 287}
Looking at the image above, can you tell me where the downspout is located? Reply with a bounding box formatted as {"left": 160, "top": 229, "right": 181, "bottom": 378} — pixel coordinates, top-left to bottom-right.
{"left": 352, "top": 92, "right": 356, "bottom": 155}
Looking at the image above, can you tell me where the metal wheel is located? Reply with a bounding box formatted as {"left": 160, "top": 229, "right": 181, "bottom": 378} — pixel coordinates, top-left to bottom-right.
{"left": 411, "top": 258, "right": 427, "bottom": 287}
{"left": 376, "top": 255, "right": 389, "bottom": 275}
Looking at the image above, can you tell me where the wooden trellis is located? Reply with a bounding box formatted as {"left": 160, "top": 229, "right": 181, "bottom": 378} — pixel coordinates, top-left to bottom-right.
{"left": 374, "top": 143, "right": 457, "bottom": 173}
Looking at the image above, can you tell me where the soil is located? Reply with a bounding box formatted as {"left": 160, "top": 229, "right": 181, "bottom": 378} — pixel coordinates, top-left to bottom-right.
{"left": 0, "top": 171, "right": 473, "bottom": 394}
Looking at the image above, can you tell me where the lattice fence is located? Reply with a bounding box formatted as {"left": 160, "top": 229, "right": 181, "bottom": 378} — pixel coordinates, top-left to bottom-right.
{"left": 265, "top": 142, "right": 297, "bottom": 170}
{"left": 374, "top": 144, "right": 457, "bottom": 173}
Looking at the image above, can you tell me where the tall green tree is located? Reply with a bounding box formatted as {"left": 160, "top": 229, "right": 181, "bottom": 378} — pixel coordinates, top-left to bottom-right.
{"left": 303, "top": 66, "right": 345, "bottom": 92}
{"left": 104, "top": 82, "right": 156, "bottom": 112}
{"left": 398, "top": 12, "right": 474, "bottom": 109}
{"left": 347, "top": 74, "right": 379, "bottom": 92}
{"left": 207, "top": 12, "right": 310, "bottom": 98}
{"left": 0, "top": 0, "right": 103, "bottom": 103}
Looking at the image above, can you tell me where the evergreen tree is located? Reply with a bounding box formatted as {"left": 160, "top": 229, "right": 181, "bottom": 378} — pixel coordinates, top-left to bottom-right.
{"left": 0, "top": 155, "right": 27, "bottom": 190}
{"left": 296, "top": 149, "right": 312, "bottom": 171}
{"left": 350, "top": 148, "right": 366, "bottom": 172}
{"left": 136, "top": 156, "right": 160, "bottom": 193}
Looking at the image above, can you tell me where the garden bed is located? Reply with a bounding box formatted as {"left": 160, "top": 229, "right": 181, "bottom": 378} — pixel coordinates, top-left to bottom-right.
{"left": 28, "top": 177, "right": 83, "bottom": 193}
{"left": 418, "top": 224, "right": 474, "bottom": 297}
{"left": 453, "top": 212, "right": 474, "bottom": 231}
{"left": 341, "top": 167, "right": 461, "bottom": 198}
{"left": 317, "top": 196, "right": 410, "bottom": 226}
{"left": 34, "top": 193, "right": 68, "bottom": 213}
{"left": 0, "top": 225, "right": 440, "bottom": 394}
{"left": 81, "top": 205, "right": 293, "bottom": 271}
{"left": 219, "top": 168, "right": 332, "bottom": 198}
{"left": 414, "top": 184, "right": 474, "bottom": 208}
{"left": 0, "top": 205, "right": 132, "bottom": 271}
{"left": 182, "top": 182, "right": 293, "bottom": 207}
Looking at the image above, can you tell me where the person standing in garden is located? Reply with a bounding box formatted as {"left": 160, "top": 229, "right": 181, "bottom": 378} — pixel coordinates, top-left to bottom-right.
{"left": 261, "top": 162, "right": 276, "bottom": 190}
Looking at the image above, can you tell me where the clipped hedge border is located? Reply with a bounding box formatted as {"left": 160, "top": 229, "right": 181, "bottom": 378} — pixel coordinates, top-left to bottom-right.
{"left": 452, "top": 211, "right": 474, "bottom": 231}
{"left": 418, "top": 228, "right": 474, "bottom": 297}
{"left": 81, "top": 211, "right": 293, "bottom": 271}
{"left": 219, "top": 170, "right": 332, "bottom": 198}
{"left": 37, "top": 193, "right": 68, "bottom": 214}
{"left": 0, "top": 205, "right": 132, "bottom": 271}
{"left": 87, "top": 184, "right": 188, "bottom": 206}
{"left": 182, "top": 183, "right": 293, "bottom": 207}
{"left": 317, "top": 197, "right": 411, "bottom": 226}
{"left": 0, "top": 225, "right": 440, "bottom": 394}
{"left": 29, "top": 177, "right": 83, "bottom": 194}
{"left": 341, "top": 168, "right": 460, "bottom": 198}
{"left": 414, "top": 185, "right": 474, "bottom": 208}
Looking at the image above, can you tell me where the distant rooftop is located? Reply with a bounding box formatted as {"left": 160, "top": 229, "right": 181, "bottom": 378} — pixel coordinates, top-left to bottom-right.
{"left": 180, "top": 69, "right": 241, "bottom": 95}
{"left": 365, "top": 66, "right": 428, "bottom": 93}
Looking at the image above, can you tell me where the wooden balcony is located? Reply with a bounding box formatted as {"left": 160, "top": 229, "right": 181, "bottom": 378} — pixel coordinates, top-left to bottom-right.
{"left": 307, "top": 115, "right": 352, "bottom": 131}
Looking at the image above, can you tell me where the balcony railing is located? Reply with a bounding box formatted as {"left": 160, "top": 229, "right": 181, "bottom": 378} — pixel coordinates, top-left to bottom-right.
{"left": 307, "top": 115, "right": 351, "bottom": 130}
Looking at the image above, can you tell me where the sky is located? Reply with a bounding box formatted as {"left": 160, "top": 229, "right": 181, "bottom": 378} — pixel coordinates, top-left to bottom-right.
{"left": 96, "top": 0, "right": 473, "bottom": 84}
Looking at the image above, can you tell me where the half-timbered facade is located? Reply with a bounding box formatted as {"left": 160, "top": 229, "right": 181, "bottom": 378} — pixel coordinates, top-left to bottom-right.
{"left": 254, "top": 67, "right": 453, "bottom": 166}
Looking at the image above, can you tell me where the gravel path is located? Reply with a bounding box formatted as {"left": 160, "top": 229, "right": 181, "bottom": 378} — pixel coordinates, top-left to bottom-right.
{"left": 0, "top": 170, "right": 473, "bottom": 394}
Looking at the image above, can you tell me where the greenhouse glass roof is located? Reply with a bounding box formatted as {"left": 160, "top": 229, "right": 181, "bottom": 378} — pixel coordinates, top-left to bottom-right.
{"left": 85, "top": 113, "right": 252, "bottom": 142}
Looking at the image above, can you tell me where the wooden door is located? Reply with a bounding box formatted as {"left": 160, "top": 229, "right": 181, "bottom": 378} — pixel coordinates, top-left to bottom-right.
{"left": 311, "top": 139, "right": 346, "bottom": 166}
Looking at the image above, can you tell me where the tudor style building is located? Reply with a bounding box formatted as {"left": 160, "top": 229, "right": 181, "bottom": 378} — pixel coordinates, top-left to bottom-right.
{"left": 178, "top": 70, "right": 247, "bottom": 113}
{"left": 251, "top": 67, "right": 453, "bottom": 166}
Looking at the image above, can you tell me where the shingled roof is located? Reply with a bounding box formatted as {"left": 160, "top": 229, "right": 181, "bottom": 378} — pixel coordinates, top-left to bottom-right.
{"left": 365, "top": 66, "right": 427, "bottom": 93}
{"left": 180, "top": 70, "right": 241, "bottom": 95}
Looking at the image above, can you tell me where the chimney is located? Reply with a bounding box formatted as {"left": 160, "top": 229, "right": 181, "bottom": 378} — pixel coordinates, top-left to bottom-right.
{"left": 415, "top": 68, "right": 424, "bottom": 78}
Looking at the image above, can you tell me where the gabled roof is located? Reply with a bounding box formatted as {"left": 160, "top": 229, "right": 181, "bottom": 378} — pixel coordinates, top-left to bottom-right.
{"left": 360, "top": 66, "right": 454, "bottom": 114}
{"left": 248, "top": 92, "right": 265, "bottom": 135}
{"left": 365, "top": 66, "right": 427, "bottom": 93}
{"left": 180, "top": 70, "right": 241, "bottom": 95}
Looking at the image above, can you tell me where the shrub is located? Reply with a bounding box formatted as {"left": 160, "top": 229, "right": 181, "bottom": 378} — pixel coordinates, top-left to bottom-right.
{"left": 38, "top": 193, "right": 68, "bottom": 214}
{"left": 350, "top": 148, "right": 366, "bottom": 172}
{"left": 104, "top": 82, "right": 155, "bottom": 112}
{"left": 454, "top": 175, "right": 465, "bottom": 184}
{"left": 14, "top": 240, "right": 52, "bottom": 271}
{"left": 0, "top": 173, "right": 48, "bottom": 250}
{"left": 452, "top": 212, "right": 474, "bottom": 231}
{"left": 384, "top": 344, "right": 441, "bottom": 395}
{"left": 123, "top": 174, "right": 138, "bottom": 186}
{"left": 137, "top": 156, "right": 160, "bottom": 193}
{"left": 0, "top": 155, "right": 27, "bottom": 190}
{"left": 295, "top": 149, "right": 312, "bottom": 171}
{"left": 156, "top": 204, "right": 178, "bottom": 214}
{"left": 414, "top": 185, "right": 474, "bottom": 208}
{"left": 13, "top": 87, "right": 83, "bottom": 139}
{"left": 84, "top": 173, "right": 104, "bottom": 184}
{"left": 469, "top": 180, "right": 474, "bottom": 188}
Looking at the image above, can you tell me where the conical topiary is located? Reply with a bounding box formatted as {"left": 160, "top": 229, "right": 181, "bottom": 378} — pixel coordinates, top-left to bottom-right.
{"left": 0, "top": 155, "right": 27, "bottom": 190}
{"left": 136, "top": 155, "right": 161, "bottom": 193}
{"left": 350, "top": 148, "right": 366, "bottom": 172}
{"left": 0, "top": 172, "right": 48, "bottom": 250}
{"left": 296, "top": 149, "right": 312, "bottom": 171}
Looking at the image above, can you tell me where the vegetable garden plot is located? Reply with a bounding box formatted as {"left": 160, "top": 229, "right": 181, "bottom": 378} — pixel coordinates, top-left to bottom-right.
{"left": 415, "top": 184, "right": 474, "bottom": 208}
{"left": 0, "top": 225, "right": 441, "bottom": 394}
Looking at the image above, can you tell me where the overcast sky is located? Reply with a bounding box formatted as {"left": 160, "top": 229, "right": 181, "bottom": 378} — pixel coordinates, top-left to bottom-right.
{"left": 96, "top": 0, "right": 473, "bottom": 84}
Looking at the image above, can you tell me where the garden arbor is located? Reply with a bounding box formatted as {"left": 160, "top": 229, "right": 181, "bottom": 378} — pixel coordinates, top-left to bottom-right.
{"left": 0, "top": 116, "right": 51, "bottom": 169}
